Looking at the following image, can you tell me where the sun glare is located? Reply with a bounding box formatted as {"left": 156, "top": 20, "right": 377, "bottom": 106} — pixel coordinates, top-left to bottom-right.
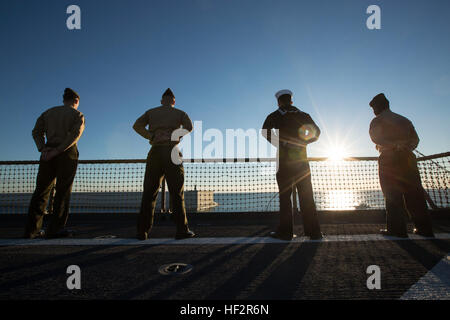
{"left": 326, "top": 144, "right": 349, "bottom": 161}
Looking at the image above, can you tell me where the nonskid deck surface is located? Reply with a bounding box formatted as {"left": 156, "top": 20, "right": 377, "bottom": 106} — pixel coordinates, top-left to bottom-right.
{"left": 1, "top": 233, "right": 450, "bottom": 246}
{"left": 0, "top": 213, "right": 449, "bottom": 300}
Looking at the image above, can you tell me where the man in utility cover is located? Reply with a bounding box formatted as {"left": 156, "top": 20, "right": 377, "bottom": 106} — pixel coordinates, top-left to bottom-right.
{"left": 369, "top": 93, "right": 434, "bottom": 238}
{"left": 24, "top": 88, "right": 85, "bottom": 239}
{"left": 133, "top": 88, "right": 195, "bottom": 240}
{"left": 262, "top": 89, "right": 323, "bottom": 240}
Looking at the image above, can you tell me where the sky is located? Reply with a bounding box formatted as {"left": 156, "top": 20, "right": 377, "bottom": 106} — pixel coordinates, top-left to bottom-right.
{"left": 1, "top": 0, "right": 449, "bottom": 161}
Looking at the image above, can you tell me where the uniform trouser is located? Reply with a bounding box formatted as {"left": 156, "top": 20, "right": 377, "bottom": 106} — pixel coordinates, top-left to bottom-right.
{"left": 378, "top": 150, "right": 433, "bottom": 236}
{"left": 24, "top": 146, "right": 79, "bottom": 236}
{"left": 137, "top": 146, "right": 189, "bottom": 236}
{"left": 276, "top": 159, "right": 321, "bottom": 237}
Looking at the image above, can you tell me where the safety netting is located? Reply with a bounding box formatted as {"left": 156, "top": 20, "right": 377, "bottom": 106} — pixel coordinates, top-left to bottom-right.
{"left": 0, "top": 152, "right": 448, "bottom": 214}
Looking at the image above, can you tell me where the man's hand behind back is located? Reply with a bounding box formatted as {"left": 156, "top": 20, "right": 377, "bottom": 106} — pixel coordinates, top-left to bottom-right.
{"left": 40, "top": 147, "right": 60, "bottom": 162}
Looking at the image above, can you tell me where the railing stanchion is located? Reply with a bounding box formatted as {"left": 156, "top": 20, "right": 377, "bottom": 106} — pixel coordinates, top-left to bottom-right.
{"left": 292, "top": 185, "right": 298, "bottom": 214}
{"left": 161, "top": 178, "right": 166, "bottom": 213}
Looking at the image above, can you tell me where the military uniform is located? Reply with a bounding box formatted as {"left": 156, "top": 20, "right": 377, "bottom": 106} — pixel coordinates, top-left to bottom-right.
{"left": 133, "top": 89, "right": 193, "bottom": 240}
{"left": 262, "top": 91, "right": 322, "bottom": 240}
{"left": 369, "top": 100, "right": 434, "bottom": 237}
{"left": 24, "top": 89, "right": 85, "bottom": 238}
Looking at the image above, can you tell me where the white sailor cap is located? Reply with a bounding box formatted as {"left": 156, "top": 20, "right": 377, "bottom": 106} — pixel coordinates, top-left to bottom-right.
{"left": 275, "top": 89, "right": 293, "bottom": 99}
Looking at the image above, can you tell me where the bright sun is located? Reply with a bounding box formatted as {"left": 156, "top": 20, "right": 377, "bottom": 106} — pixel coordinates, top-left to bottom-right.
{"left": 326, "top": 145, "right": 349, "bottom": 161}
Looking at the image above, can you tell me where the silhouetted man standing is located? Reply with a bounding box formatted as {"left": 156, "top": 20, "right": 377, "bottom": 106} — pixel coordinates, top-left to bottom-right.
{"left": 24, "top": 88, "right": 85, "bottom": 239}
{"left": 369, "top": 93, "right": 434, "bottom": 237}
{"left": 133, "top": 88, "right": 195, "bottom": 240}
{"left": 262, "top": 90, "right": 322, "bottom": 240}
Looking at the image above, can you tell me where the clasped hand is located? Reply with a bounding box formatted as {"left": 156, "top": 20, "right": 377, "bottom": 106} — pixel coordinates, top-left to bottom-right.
{"left": 40, "top": 147, "right": 60, "bottom": 161}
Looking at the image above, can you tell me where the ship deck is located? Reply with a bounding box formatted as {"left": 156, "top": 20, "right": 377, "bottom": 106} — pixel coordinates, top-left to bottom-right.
{"left": 0, "top": 211, "right": 449, "bottom": 300}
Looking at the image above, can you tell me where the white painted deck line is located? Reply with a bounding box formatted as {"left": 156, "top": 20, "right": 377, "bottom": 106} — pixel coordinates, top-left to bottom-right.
{"left": 0, "top": 233, "right": 449, "bottom": 246}
{"left": 400, "top": 254, "right": 450, "bottom": 300}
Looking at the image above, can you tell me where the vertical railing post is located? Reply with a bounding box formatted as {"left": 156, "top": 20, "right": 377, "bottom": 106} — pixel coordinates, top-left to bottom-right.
{"left": 161, "top": 178, "right": 166, "bottom": 213}
{"left": 292, "top": 185, "right": 298, "bottom": 214}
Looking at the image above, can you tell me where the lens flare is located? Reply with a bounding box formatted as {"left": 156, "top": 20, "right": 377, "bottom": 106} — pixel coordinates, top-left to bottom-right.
{"left": 326, "top": 144, "right": 349, "bottom": 161}
{"left": 298, "top": 124, "right": 317, "bottom": 141}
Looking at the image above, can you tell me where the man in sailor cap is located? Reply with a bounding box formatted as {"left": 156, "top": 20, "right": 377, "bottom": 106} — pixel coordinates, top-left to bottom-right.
{"left": 262, "top": 89, "right": 323, "bottom": 240}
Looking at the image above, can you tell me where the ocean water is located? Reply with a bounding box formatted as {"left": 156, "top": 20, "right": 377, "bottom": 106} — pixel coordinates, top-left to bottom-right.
{"left": 0, "top": 190, "right": 386, "bottom": 214}
{"left": 0, "top": 189, "right": 446, "bottom": 214}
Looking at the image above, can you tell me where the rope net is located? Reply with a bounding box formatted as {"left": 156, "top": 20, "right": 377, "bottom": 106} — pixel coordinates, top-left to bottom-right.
{"left": 0, "top": 153, "right": 448, "bottom": 214}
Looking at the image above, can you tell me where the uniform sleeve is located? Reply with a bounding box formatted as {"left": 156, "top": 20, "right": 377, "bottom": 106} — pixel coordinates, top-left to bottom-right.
{"left": 56, "top": 112, "right": 85, "bottom": 153}
{"left": 262, "top": 115, "right": 277, "bottom": 145}
{"left": 405, "top": 121, "right": 420, "bottom": 151}
{"left": 133, "top": 111, "right": 152, "bottom": 140}
{"left": 181, "top": 111, "right": 193, "bottom": 132}
{"left": 369, "top": 118, "right": 383, "bottom": 146}
{"left": 32, "top": 112, "right": 46, "bottom": 152}
{"left": 302, "top": 113, "right": 321, "bottom": 143}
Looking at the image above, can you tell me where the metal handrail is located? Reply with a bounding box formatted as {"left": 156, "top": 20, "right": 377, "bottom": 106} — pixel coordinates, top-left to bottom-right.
{"left": 0, "top": 151, "right": 448, "bottom": 165}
